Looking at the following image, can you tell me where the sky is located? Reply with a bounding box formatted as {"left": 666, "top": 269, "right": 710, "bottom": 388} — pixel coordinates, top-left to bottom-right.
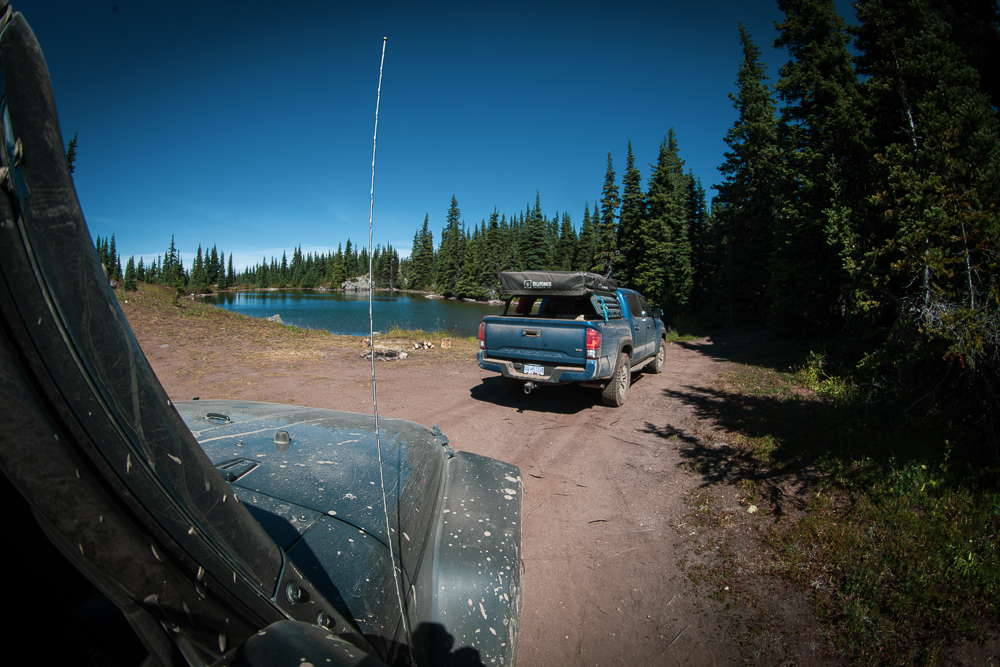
{"left": 16, "top": 0, "right": 857, "bottom": 271}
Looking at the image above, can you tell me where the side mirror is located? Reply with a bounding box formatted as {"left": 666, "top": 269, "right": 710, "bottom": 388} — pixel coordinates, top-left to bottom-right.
{"left": 652, "top": 308, "right": 663, "bottom": 319}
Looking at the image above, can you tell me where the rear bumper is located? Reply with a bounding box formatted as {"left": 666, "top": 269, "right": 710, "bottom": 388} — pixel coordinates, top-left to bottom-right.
{"left": 477, "top": 352, "right": 603, "bottom": 383}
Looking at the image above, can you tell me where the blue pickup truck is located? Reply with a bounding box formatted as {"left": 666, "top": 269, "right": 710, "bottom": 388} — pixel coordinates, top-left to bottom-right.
{"left": 477, "top": 271, "right": 667, "bottom": 407}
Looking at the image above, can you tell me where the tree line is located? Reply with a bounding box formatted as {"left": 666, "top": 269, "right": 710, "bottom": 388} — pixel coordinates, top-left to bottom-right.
{"left": 114, "top": 234, "right": 403, "bottom": 292}
{"left": 108, "top": 0, "right": 997, "bottom": 454}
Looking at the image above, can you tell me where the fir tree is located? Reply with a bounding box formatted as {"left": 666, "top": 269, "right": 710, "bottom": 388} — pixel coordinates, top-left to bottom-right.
{"left": 123, "top": 256, "right": 137, "bottom": 291}
{"left": 209, "top": 245, "right": 219, "bottom": 285}
{"left": 617, "top": 141, "right": 645, "bottom": 287}
{"left": 768, "top": 0, "right": 868, "bottom": 332}
{"left": 855, "top": 0, "right": 1000, "bottom": 395}
{"left": 713, "top": 23, "right": 780, "bottom": 325}
{"left": 410, "top": 214, "right": 435, "bottom": 290}
{"left": 518, "top": 192, "right": 548, "bottom": 271}
{"left": 635, "top": 130, "right": 692, "bottom": 315}
{"left": 595, "top": 152, "right": 620, "bottom": 277}
{"left": 553, "top": 212, "right": 578, "bottom": 271}
{"left": 686, "top": 175, "right": 715, "bottom": 311}
{"left": 193, "top": 244, "right": 207, "bottom": 288}
{"left": 108, "top": 234, "right": 119, "bottom": 280}
{"left": 575, "top": 203, "right": 598, "bottom": 271}
{"left": 436, "top": 196, "right": 464, "bottom": 296}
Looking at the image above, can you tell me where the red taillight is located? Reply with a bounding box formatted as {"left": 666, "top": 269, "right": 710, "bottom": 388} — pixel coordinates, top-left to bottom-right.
{"left": 478, "top": 322, "right": 486, "bottom": 350}
{"left": 585, "top": 328, "right": 601, "bottom": 359}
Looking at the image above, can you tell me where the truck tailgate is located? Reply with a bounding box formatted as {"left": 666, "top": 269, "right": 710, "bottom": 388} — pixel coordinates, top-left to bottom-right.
{"left": 482, "top": 316, "right": 589, "bottom": 365}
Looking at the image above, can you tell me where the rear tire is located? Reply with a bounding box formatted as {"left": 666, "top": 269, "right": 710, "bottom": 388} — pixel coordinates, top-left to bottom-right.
{"left": 647, "top": 338, "right": 666, "bottom": 374}
{"left": 503, "top": 377, "right": 524, "bottom": 395}
{"left": 601, "top": 352, "right": 630, "bottom": 407}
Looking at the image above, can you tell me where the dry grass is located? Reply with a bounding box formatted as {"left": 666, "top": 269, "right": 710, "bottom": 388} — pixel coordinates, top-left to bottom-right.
{"left": 118, "top": 283, "right": 479, "bottom": 372}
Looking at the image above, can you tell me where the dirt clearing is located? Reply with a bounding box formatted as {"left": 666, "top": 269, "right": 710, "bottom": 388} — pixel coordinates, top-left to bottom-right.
{"left": 123, "top": 287, "right": 834, "bottom": 665}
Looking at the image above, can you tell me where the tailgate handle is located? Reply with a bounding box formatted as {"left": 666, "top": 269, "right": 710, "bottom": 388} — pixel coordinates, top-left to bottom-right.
{"left": 522, "top": 329, "right": 541, "bottom": 337}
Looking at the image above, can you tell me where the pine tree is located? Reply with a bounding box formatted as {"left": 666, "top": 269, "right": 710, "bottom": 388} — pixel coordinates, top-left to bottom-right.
{"left": 436, "top": 196, "right": 464, "bottom": 296}
{"left": 123, "top": 256, "right": 137, "bottom": 291}
{"left": 163, "top": 235, "right": 181, "bottom": 286}
{"left": 575, "top": 203, "right": 597, "bottom": 271}
{"left": 209, "top": 245, "right": 219, "bottom": 285}
{"left": 595, "top": 153, "right": 620, "bottom": 277}
{"left": 553, "top": 212, "right": 578, "bottom": 271}
{"left": 617, "top": 141, "right": 645, "bottom": 287}
{"left": 855, "top": 0, "right": 1000, "bottom": 386}
{"left": 330, "top": 244, "right": 346, "bottom": 286}
{"left": 713, "top": 23, "right": 780, "bottom": 325}
{"left": 344, "top": 239, "right": 355, "bottom": 279}
{"left": 108, "top": 234, "right": 120, "bottom": 280}
{"left": 768, "top": 0, "right": 868, "bottom": 332}
{"left": 481, "top": 210, "right": 505, "bottom": 296}
{"left": 518, "top": 193, "right": 548, "bottom": 271}
{"left": 410, "top": 214, "right": 435, "bottom": 290}
{"left": 686, "top": 175, "right": 715, "bottom": 311}
{"left": 193, "top": 244, "right": 207, "bottom": 288}
{"left": 635, "top": 130, "right": 692, "bottom": 315}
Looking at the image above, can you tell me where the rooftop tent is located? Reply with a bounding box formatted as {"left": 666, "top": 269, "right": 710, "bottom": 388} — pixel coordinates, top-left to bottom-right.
{"left": 499, "top": 270, "right": 618, "bottom": 297}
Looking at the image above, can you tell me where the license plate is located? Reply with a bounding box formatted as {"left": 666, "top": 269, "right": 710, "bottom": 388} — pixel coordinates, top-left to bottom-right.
{"left": 523, "top": 364, "right": 545, "bottom": 376}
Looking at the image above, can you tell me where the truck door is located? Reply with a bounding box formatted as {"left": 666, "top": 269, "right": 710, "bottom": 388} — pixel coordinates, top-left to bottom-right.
{"left": 624, "top": 293, "right": 653, "bottom": 361}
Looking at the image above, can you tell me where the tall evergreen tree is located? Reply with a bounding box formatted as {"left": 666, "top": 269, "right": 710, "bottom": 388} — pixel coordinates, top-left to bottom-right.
{"left": 617, "top": 141, "right": 645, "bottom": 287}
{"left": 686, "top": 174, "right": 715, "bottom": 311}
{"left": 123, "top": 256, "right": 137, "bottom": 291}
{"left": 713, "top": 23, "right": 780, "bottom": 325}
{"left": 575, "top": 203, "right": 597, "bottom": 271}
{"left": 553, "top": 212, "right": 578, "bottom": 271}
{"left": 854, "top": 0, "right": 1000, "bottom": 399}
{"left": 595, "top": 153, "right": 620, "bottom": 277}
{"left": 108, "top": 234, "right": 120, "bottom": 280}
{"left": 193, "top": 244, "right": 207, "bottom": 288}
{"left": 163, "top": 235, "right": 181, "bottom": 286}
{"left": 768, "top": 0, "right": 868, "bottom": 332}
{"left": 436, "top": 196, "right": 464, "bottom": 296}
{"left": 635, "top": 130, "right": 692, "bottom": 315}
{"left": 518, "top": 193, "right": 548, "bottom": 270}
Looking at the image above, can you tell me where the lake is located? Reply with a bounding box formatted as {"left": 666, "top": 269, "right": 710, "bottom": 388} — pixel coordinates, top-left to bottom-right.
{"left": 204, "top": 290, "right": 502, "bottom": 337}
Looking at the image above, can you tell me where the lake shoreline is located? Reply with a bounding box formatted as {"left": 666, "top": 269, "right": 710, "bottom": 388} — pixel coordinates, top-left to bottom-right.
{"left": 193, "top": 285, "right": 501, "bottom": 337}
{"left": 191, "top": 285, "right": 504, "bottom": 306}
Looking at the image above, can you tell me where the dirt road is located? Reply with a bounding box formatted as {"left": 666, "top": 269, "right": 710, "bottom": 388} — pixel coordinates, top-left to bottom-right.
{"left": 128, "top": 299, "right": 810, "bottom": 665}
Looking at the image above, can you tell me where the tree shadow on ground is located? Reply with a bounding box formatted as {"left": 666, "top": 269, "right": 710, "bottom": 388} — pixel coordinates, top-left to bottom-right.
{"left": 642, "top": 379, "right": 839, "bottom": 518}
{"left": 671, "top": 329, "right": 771, "bottom": 364}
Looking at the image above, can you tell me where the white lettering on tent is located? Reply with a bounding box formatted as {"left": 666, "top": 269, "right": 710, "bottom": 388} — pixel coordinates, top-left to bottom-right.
{"left": 523, "top": 281, "right": 552, "bottom": 289}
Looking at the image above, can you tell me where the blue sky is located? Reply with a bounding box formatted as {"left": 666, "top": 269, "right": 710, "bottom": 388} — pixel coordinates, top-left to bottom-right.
{"left": 17, "top": 0, "right": 856, "bottom": 272}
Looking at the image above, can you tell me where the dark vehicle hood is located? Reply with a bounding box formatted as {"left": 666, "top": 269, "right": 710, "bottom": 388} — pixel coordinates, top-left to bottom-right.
{"left": 175, "top": 399, "right": 448, "bottom": 548}
{"left": 175, "top": 399, "right": 452, "bottom": 638}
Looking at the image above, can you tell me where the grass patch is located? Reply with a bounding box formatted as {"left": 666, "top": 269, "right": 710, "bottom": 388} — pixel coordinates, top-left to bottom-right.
{"left": 676, "top": 336, "right": 1000, "bottom": 665}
